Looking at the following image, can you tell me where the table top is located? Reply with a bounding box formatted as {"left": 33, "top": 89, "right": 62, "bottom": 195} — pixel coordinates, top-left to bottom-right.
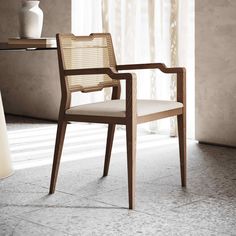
{"left": 0, "top": 43, "right": 57, "bottom": 51}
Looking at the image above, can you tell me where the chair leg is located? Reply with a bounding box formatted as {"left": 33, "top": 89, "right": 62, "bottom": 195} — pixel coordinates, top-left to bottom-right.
{"left": 103, "top": 124, "right": 116, "bottom": 177}
{"left": 177, "top": 113, "right": 186, "bottom": 187}
{"left": 126, "top": 123, "right": 137, "bottom": 210}
{"left": 49, "top": 120, "right": 67, "bottom": 194}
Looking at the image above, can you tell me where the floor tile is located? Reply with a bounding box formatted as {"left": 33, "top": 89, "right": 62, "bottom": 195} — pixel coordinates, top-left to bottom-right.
{"left": 18, "top": 198, "right": 219, "bottom": 236}
{"left": 153, "top": 167, "right": 236, "bottom": 201}
{"left": 169, "top": 197, "right": 236, "bottom": 235}
{"left": 28, "top": 170, "right": 125, "bottom": 198}
{"left": 2, "top": 118, "right": 236, "bottom": 236}
{"left": 89, "top": 183, "right": 205, "bottom": 212}
{"left": 0, "top": 205, "right": 40, "bottom": 218}
{"left": 0, "top": 181, "right": 75, "bottom": 208}
{"left": 0, "top": 215, "right": 68, "bottom": 236}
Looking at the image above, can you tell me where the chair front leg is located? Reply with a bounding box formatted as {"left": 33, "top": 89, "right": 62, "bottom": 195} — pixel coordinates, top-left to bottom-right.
{"left": 49, "top": 119, "right": 67, "bottom": 194}
{"left": 126, "top": 121, "right": 137, "bottom": 210}
{"left": 125, "top": 73, "right": 137, "bottom": 209}
{"left": 177, "top": 112, "right": 186, "bottom": 187}
{"left": 103, "top": 124, "right": 116, "bottom": 177}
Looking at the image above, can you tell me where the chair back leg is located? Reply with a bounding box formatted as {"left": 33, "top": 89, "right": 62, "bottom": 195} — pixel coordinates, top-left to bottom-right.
{"left": 49, "top": 120, "right": 67, "bottom": 194}
{"left": 103, "top": 86, "right": 120, "bottom": 177}
{"left": 126, "top": 123, "right": 137, "bottom": 209}
{"left": 177, "top": 113, "right": 187, "bottom": 187}
{"left": 103, "top": 124, "right": 116, "bottom": 177}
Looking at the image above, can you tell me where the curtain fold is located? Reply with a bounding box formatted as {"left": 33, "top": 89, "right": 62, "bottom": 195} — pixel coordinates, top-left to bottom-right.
{"left": 101, "top": 0, "right": 111, "bottom": 101}
{"left": 72, "top": 0, "right": 194, "bottom": 138}
{"left": 170, "top": 0, "right": 178, "bottom": 136}
{"left": 148, "top": 0, "right": 159, "bottom": 133}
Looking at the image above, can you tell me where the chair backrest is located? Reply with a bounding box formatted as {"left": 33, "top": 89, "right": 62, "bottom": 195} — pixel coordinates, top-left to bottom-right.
{"left": 57, "top": 33, "right": 119, "bottom": 93}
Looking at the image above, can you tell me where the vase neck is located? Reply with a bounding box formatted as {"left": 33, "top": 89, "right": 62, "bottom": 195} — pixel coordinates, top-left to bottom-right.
{"left": 22, "top": 1, "right": 40, "bottom": 8}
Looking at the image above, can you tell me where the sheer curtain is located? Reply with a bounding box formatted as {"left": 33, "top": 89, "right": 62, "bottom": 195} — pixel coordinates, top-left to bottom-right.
{"left": 71, "top": 0, "right": 194, "bottom": 138}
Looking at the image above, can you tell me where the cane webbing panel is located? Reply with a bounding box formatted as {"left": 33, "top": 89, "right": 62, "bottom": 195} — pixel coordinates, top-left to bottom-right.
{"left": 59, "top": 34, "right": 119, "bottom": 92}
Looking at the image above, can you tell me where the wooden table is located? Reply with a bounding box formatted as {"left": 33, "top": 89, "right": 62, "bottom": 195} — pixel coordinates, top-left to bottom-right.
{"left": 0, "top": 42, "right": 57, "bottom": 50}
{"left": 0, "top": 44, "right": 57, "bottom": 179}
{"left": 0, "top": 42, "right": 60, "bottom": 120}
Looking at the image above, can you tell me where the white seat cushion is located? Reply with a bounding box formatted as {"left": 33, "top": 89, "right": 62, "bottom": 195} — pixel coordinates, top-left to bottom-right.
{"left": 66, "top": 100, "right": 183, "bottom": 117}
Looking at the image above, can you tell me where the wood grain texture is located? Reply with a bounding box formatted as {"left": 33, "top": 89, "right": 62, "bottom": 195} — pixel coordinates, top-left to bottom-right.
{"left": 0, "top": 43, "right": 56, "bottom": 50}
{"left": 178, "top": 114, "right": 186, "bottom": 187}
{"left": 177, "top": 67, "right": 186, "bottom": 187}
{"left": 125, "top": 74, "right": 137, "bottom": 209}
{"left": 117, "top": 63, "right": 185, "bottom": 74}
{"left": 49, "top": 120, "right": 67, "bottom": 194}
{"left": 103, "top": 86, "right": 121, "bottom": 177}
{"left": 49, "top": 33, "right": 186, "bottom": 210}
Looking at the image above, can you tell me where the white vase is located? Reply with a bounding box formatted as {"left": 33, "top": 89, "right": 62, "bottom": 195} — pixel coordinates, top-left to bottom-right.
{"left": 19, "top": 1, "right": 43, "bottom": 39}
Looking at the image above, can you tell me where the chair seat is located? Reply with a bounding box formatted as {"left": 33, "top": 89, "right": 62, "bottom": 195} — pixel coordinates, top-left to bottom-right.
{"left": 66, "top": 99, "right": 183, "bottom": 117}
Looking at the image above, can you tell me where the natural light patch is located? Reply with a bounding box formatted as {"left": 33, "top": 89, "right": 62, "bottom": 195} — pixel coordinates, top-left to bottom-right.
{"left": 8, "top": 123, "right": 181, "bottom": 170}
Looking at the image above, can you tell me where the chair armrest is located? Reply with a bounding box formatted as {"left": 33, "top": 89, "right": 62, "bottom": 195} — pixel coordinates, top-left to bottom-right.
{"left": 64, "top": 67, "right": 132, "bottom": 81}
{"left": 64, "top": 67, "right": 137, "bottom": 118}
{"left": 117, "top": 63, "right": 186, "bottom": 106}
{"left": 117, "top": 63, "right": 185, "bottom": 74}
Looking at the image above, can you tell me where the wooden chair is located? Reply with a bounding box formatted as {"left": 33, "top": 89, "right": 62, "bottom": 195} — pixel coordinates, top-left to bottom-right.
{"left": 49, "top": 33, "right": 186, "bottom": 209}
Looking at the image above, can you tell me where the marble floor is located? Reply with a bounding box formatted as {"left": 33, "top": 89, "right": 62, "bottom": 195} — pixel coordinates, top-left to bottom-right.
{"left": 0, "top": 115, "right": 236, "bottom": 236}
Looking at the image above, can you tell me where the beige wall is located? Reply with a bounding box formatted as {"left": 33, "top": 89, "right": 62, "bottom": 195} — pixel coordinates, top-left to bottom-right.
{"left": 195, "top": 0, "right": 236, "bottom": 146}
{"left": 0, "top": 0, "right": 71, "bottom": 120}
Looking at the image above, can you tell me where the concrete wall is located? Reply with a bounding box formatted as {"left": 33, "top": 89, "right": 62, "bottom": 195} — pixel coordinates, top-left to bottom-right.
{"left": 0, "top": 0, "right": 71, "bottom": 120}
{"left": 195, "top": 0, "right": 236, "bottom": 146}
